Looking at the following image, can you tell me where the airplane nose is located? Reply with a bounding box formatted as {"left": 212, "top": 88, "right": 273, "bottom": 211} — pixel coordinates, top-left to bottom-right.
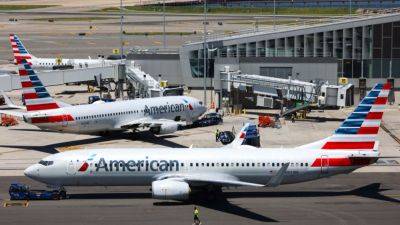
{"left": 24, "top": 165, "right": 38, "bottom": 179}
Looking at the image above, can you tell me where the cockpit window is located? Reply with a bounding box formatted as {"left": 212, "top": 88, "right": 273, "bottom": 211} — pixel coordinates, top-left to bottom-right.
{"left": 39, "top": 160, "right": 54, "bottom": 166}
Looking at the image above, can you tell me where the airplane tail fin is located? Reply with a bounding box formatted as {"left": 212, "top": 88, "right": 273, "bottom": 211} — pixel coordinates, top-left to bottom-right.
{"left": 9, "top": 34, "right": 36, "bottom": 65}
{"left": 227, "top": 122, "right": 259, "bottom": 148}
{"left": 17, "top": 58, "right": 60, "bottom": 111}
{"left": 297, "top": 83, "right": 390, "bottom": 152}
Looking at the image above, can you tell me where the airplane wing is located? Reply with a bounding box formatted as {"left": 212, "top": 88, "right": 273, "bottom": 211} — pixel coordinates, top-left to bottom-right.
{"left": 0, "top": 91, "right": 26, "bottom": 110}
{"left": 118, "top": 117, "right": 184, "bottom": 129}
{"left": 0, "top": 110, "right": 25, "bottom": 119}
{"left": 157, "top": 164, "right": 290, "bottom": 188}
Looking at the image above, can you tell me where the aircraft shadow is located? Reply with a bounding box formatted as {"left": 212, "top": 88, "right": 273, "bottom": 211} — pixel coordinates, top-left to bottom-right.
{"left": 69, "top": 192, "right": 277, "bottom": 222}
{"left": 9, "top": 128, "right": 61, "bottom": 133}
{"left": 67, "top": 183, "right": 399, "bottom": 223}
{"left": 224, "top": 183, "right": 400, "bottom": 204}
{"left": 297, "top": 116, "right": 345, "bottom": 123}
{"left": 0, "top": 131, "right": 186, "bottom": 154}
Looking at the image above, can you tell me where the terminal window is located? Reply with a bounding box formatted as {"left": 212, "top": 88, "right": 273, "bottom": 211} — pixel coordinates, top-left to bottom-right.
{"left": 260, "top": 67, "right": 292, "bottom": 79}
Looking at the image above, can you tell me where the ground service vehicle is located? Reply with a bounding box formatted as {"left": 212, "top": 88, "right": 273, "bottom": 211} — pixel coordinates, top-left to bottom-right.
{"left": 218, "top": 131, "right": 235, "bottom": 145}
{"left": 193, "top": 113, "right": 223, "bottom": 127}
{"left": 9, "top": 183, "right": 66, "bottom": 200}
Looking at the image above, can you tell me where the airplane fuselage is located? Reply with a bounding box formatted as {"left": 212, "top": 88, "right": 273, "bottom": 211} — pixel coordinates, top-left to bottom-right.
{"left": 24, "top": 147, "right": 376, "bottom": 187}
{"left": 29, "top": 57, "right": 120, "bottom": 70}
{"left": 24, "top": 96, "right": 205, "bottom": 134}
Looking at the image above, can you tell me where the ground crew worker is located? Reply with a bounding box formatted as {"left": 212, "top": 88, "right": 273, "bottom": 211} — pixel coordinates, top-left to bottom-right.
{"left": 193, "top": 206, "right": 200, "bottom": 225}
{"left": 215, "top": 129, "right": 219, "bottom": 142}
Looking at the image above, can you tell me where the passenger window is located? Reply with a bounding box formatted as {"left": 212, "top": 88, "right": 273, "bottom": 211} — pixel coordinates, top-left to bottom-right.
{"left": 195, "top": 163, "right": 199, "bottom": 167}
{"left": 180, "top": 163, "right": 184, "bottom": 167}
{"left": 211, "top": 163, "right": 214, "bottom": 167}
{"left": 300, "top": 163, "right": 303, "bottom": 167}
{"left": 190, "top": 163, "right": 193, "bottom": 167}
{"left": 252, "top": 163, "right": 255, "bottom": 167}
{"left": 277, "top": 163, "right": 280, "bottom": 167}
{"left": 305, "top": 163, "right": 308, "bottom": 167}
{"left": 246, "top": 163, "right": 250, "bottom": 167}
{"left": 201, "top": 163, "right": 204, "bottom": 167}
{"left": 236, "top": 163, "right": 239, "bottom": 167}
{"left": 262, "top": 163, "right": 265, "bottom": 166}
{"left": 272, "top": 163, "right": 275, "bottom": 167}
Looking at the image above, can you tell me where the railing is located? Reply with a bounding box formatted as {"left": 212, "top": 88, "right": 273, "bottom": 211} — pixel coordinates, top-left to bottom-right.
{"left": 128, "top": 47, "right": 179, "bottom": 54}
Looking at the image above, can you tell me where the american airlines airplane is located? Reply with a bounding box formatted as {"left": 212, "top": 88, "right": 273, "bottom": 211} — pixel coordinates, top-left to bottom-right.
{"left": 9, "top": 34, "right": 120, "bottom": 70}
{"left": 24, "top": 83, "right": 391, "bottom": 200}
{"left": 0, "top": 48, "right": 206, "bottom": 134}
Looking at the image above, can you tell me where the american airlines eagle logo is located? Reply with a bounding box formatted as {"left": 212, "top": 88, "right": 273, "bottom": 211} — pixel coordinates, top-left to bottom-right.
{"left": 78, "top": 154, "right": 97, "bottom": 172}
{"left": 183, "top": 99, "right": 194, "bottom": 110}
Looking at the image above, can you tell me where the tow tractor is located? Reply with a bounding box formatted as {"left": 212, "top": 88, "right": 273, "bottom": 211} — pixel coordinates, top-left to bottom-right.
{"left": 9, "top": 183, "right": 66, "bottom": 200}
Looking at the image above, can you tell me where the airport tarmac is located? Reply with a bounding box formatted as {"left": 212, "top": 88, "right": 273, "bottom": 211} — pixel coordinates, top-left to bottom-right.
{"left": 0, "top": 9, "right": 320, "bottom": 61}
{"left": 0, "top": 173, "right": 400, "bottom": 225}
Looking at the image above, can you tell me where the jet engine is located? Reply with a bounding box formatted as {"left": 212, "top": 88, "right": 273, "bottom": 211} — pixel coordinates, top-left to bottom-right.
{"left": 149, "top": 123, "right": 178, "bottom": 135}
{"left": 151, "top": 180, "right": 190, "bottom": 200}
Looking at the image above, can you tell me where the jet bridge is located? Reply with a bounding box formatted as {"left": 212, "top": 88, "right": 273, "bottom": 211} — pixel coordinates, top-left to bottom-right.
{"left": 219, "top": 69, "right": 353, "bottom": 114}
{"left": 125, "top": 61, "right": 183, "bottom": 99}
{"left": 221, "top": 71, "right": 319, "bottom": 103}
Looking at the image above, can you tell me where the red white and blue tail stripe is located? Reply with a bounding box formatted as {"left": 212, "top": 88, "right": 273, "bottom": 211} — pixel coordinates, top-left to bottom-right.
{"left": 9, "top": 34, "right": 34, "bottom": 64}
{"left": 321, "top": 83, "right": 390, "bottom": 150}
{"left": 18, "top": 59, "right": 60, "bottom": 111}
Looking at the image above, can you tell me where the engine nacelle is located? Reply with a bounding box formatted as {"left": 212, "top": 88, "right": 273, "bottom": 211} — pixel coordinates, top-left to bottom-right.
{"left": 152, "top": 180, "right": 190, "bottom": 201}
{"left": 150, "top": 123, "right": 178, "bottom": 135}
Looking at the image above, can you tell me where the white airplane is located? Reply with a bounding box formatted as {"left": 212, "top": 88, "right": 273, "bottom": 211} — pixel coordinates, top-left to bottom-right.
{"left": 9, "top": 34, "right": 121, "bottom": 70}
{"left": 24, "top": 83, "right": 391, "bottom": 200}
{"left": 0, "top": 53, "right": 206, "bottom": 134}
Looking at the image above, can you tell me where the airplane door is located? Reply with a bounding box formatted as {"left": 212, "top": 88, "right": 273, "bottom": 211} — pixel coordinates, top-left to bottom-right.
{"left": 62, "top": 114, "right": 68, "bottom": 127}
{"left": 321, "top": 155, "right": 329, "bottom": 175}
{"left": 66, "top": 160, "right": 76, "bottom": 176}
{"left": 184, "top": 106, "right": 193, "bottom": 124}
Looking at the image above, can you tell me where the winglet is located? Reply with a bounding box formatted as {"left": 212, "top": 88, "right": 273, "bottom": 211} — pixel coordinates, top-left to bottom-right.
{"left": 266, "top": 163, "right": 289, "bottom": 187}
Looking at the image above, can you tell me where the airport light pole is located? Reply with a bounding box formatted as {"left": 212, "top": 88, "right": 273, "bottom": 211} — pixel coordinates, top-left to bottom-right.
{"left": 203, "top": 0, "right": 208, "bottom": 106}
{"left": 349, "top": 0, "right": 352, "bottom": 18}
{"left": 273, "top": 0, "right": 276, "bottom": 30}
{"left": 120, "top": 0, "right": 124, "bottom": 61}
{"left": 163, "top": 0, "right": 166, "bottom": 49}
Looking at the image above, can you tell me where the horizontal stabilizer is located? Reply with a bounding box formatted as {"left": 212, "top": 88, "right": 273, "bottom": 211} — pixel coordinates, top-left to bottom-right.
{"left": 0, "top": 91, "right": 26, "bottom": 110}
{"left": 0, "top": 110, "right": 25, "bottom": 119}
